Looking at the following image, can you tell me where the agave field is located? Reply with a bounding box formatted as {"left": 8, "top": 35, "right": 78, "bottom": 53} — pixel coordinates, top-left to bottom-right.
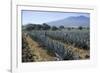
{"left": 45, "top": 29, "right": 90, "bottom": 50}
{"left": 21, "top": 10, "right": 90, "bottom": 62}
{"left": 22, "top": 28, "right": 90, "bottom": 62}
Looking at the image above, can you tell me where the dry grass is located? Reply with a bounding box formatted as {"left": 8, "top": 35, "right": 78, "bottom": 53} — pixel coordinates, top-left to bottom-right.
{"left": 64, "top": 44, "right": 90, "bottom": 59}
{"left": 23, "top": 32, "right": 56, "bottom": 62}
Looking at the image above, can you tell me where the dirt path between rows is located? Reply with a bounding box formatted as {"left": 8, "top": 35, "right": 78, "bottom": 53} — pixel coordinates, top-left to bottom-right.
{"left": 24, "top": 32, "right": 56, "bottom": 62}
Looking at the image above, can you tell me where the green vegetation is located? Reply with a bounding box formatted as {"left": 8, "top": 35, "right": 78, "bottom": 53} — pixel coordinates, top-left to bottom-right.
{"left": 22, "top": 23, "right": 90, "bottom": 62}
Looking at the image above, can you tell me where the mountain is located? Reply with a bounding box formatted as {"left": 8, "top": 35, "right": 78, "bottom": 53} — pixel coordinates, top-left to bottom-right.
{"left": 47, "top": 16, "right": 90, "bottom": 27}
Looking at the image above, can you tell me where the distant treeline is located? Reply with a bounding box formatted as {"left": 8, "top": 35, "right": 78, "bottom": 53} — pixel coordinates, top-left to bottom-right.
{"left": 23, "top": 23, "right": 89, "bottom": 31}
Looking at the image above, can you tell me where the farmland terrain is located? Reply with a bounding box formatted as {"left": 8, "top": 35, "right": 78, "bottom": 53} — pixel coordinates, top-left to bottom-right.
{"left": 22, "top": 24, "right": 90, "bottom": 62}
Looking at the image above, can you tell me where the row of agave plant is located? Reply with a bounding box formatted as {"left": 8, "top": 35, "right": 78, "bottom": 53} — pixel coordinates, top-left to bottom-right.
{"left": 38, "top": 30, "right": 90, "bottom": 50}
{"left": 28, "top": 31, "right": 80, "bottom": 60}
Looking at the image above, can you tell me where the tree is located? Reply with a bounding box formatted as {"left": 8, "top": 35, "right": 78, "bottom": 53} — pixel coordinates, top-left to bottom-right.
{"left": 78, "top": 26, "right": 83, "bottom": 30}
{"left": 52, "top": 26, "right": 58, "bottom": 30}
{"left": 25, "top": 24, "right": 36, "bottom": 31}
{"left": 42, "top": 23, "right": 51, "bottom": 30}
{"left": 59, "top": 25, "right": 64, "bottom": 29}
{"left": 34, "top": 24, "right": 43, "bottom": 30}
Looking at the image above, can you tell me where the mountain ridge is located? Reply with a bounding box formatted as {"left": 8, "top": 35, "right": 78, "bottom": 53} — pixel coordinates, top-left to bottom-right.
{"left": 47, "top": 15, "right": 90, "bottom": 27}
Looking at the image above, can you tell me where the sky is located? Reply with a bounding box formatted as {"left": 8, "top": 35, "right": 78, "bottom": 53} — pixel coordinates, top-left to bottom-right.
{"left": 22, "top": 10, "right": 90, "bottom": 25}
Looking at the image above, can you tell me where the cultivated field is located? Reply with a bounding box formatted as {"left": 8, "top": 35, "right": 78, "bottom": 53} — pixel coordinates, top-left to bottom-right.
{"left": 22, "top": 24, "right": 90, "bottom": 62}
